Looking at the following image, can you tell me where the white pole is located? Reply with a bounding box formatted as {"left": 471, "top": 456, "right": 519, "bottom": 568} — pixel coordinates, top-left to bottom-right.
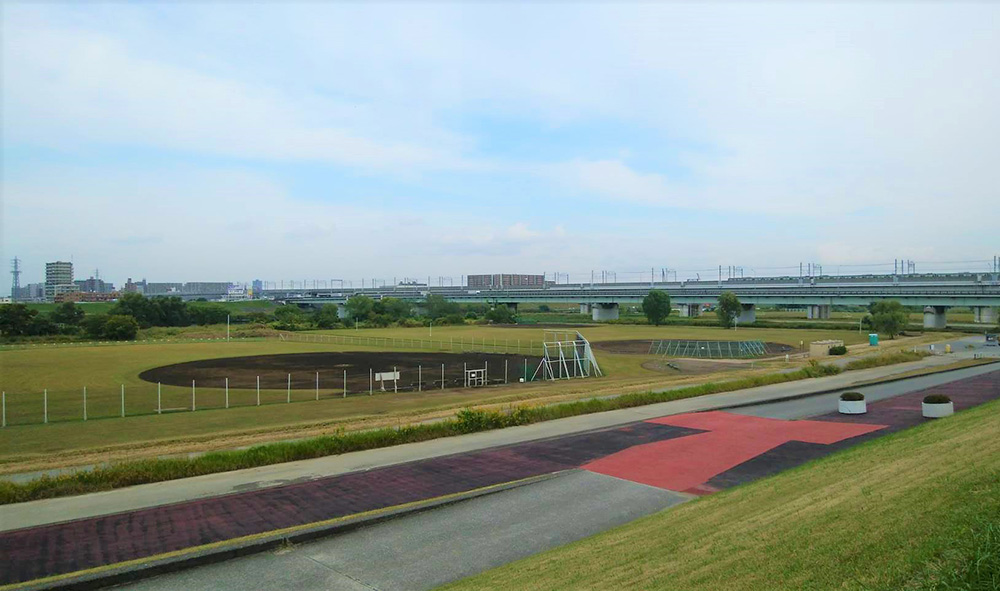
{"left": 256, "top": 375, "right": 261, "bottom": 406}
{"left": 505, "top": 359, "right": 508, "bottom": 383}
{"left": 2, "top": 391, "right": 5, "bottom": 428}
{"left": 192, "top": 380, "right": 196, "bottom": 411}
{"left": 419, "top": 365, "right": 422, "bottom": 392}
{"left": 83, "top": 386, "right": 88, "bottom": 421}
{"left": 44, "top": 389, "right": 48, "bottom": 424}
{"left": 485, "top": 361, "right": 488, "bottom": 384}
{"left": 369, "top": 368, "right": 373, "bottom": 395}
{"left": 121, "top": 384, "right": 125, "bottom": 417}
{"left": 441, "top": 363, "right": 445, "bottom": 389}
{"left": 394, "top": 366, "right": 397, "bottom": 393}
{"left": 316, "top": 371, "right": 319, "bottom": 401}
{"left": 157, "top": 383, "right": 161, "bottom": 414}
{"left": 225, "top": 378, "right": 230, "bottom": 408}
{"left": 287, "top": 373, "right": 291, "bottom": 403}
{"left": 464, "top": 362, "right": 467, "bottom": 387}
{"left": 343, "top": 370, "right": 347, "bottom": 398}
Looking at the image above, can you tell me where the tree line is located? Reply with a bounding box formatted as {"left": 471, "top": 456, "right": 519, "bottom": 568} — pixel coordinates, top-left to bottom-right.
{"left": 641, "top": 289, "right": 924, "bottom": 337}
{"left": 0, "top": 293, "right": 521, "bottom": 341}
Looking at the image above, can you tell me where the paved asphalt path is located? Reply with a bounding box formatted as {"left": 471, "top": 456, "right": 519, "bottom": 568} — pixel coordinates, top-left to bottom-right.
{"left": 114, "top": 364, "right": 1000, "bottom": 591}
{"left": 120, "top": 471, "right": 685, "bottom": 591}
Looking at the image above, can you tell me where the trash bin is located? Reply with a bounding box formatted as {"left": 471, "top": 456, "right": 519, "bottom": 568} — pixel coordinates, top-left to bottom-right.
{"left": 868, "top": 333, "right": 879, "bottom": 346}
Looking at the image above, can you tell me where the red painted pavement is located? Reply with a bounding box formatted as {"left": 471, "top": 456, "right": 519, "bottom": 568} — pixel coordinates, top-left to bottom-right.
{"left": 583, "top": 411, "right": 886, "bottom": 494}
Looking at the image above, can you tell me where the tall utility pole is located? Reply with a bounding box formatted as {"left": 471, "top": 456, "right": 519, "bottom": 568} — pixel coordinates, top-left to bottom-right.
{"left": 10, "top": 258, "right": 21, "bottom": 302}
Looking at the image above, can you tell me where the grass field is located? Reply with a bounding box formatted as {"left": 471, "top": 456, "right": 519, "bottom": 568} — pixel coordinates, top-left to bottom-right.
{"left": 0, "top": 324, "right": 939, "bottom": 474}
{"left": 444, "top": 397, "right": 1000, "bottom": 591}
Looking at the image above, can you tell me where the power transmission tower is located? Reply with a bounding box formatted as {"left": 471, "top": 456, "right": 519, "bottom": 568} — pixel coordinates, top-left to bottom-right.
{"left": 10, "top": 258, "right": 22, "bottom": 301}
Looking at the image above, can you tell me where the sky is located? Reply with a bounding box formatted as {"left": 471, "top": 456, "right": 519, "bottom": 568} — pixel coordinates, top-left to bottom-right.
{"left": 2, "top": 2, "right": 999, "bottom": 290}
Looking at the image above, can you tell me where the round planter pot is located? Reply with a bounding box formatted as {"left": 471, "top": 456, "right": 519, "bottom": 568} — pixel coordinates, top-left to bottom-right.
{"left": 922, "top": 401, "right": 954, "bottom": 418}
{"left": 839, "top": 400, "right": 867, "bottom": 414}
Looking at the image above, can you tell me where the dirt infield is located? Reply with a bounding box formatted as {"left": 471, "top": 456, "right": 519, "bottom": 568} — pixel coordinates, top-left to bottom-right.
{"left": 139, "top": 352, "right": 543, "bottom": 393}
{"left": 594, "top": 339, "right": 794, "bottom": 356}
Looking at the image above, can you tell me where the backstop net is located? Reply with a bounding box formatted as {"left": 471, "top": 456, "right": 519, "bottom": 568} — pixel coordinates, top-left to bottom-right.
{"left": 532, "top": 330, "right": 603, "bottom": 381}
{"left": 648, "top": 339, "right": 768, "bottom": 359}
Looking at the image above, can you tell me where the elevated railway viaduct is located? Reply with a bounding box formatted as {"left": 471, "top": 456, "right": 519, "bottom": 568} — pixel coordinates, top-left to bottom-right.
{"left": 263, "top": 273, "right": 1000, "bottom": 328}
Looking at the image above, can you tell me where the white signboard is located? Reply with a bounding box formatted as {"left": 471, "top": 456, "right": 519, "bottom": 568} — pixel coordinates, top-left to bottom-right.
{"left": 375, "top": 371, "right": 400, "bottom": 381}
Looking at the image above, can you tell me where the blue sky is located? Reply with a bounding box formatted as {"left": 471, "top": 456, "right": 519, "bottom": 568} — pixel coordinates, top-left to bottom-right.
{"left": 2, "top": 2, "right": 999, "bottom": 289}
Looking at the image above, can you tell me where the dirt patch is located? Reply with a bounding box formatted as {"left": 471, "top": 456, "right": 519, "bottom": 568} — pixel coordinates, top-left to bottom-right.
{"left": 139, "top": 352, "right": 543, "bottom": 392}
{"left": 594, "top": 339, "right": 794, "bottom": 356}
{"left": 641, "top": 359, "right": 749, "bottom": 375}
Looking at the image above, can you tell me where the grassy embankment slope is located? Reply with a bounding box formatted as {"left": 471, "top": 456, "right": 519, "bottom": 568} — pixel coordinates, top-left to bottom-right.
{"left": 445, "top": 398, "right": 1000, "bottom": 591}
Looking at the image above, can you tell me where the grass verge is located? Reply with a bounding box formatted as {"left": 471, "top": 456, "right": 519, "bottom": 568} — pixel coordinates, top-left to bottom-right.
{"left": 0, "top": 364, "right": 841, "bottom": 505}
{"left": 442, "top": 397, "right": 1000, "bottom": 591}
{"left": 844, "top": 349, "right": 931, "bottom": 370}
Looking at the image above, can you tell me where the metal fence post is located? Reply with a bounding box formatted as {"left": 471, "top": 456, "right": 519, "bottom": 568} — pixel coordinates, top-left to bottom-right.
{"left": 44, "top": 389, "right": 48, "bottom": 424}
{"left": 83, "top": 386, "right": 87, "bottom": 421}
{"left": 316, "top": 371, "right": 319, "bottom": 401}
{"left": 287, "top": 373, "right": 291, "bottom": 403}
{"left": 505, "top": 359, "right": 508, "bottom": 384}
{"left": 157, "top": 383, "right": 161, "bottom": 414}
{"left": 225, "top": 378, "right": 230, "bottom": 409}
{"left": 343, "top": 370, "right": 347, "bottom": 398}
{"left": 418, "top": 365, "right": 422, "bottom": 392}
{"left": 2, "top": 391, "right": 5, "bottom": 428}
{"left": 256, "top": 375, "right": 260, "bottom": 406}
{"left": 441, "top": 363, "right": 445, "bottom": 389}
{"left": 369, "top": 368, "right": 373, "bottom": 395}
{"left": 121, "top": 384, "right": 125, "bottom": 418}
{"left": 192, "top": 380, "right": 196, "bottom": 411}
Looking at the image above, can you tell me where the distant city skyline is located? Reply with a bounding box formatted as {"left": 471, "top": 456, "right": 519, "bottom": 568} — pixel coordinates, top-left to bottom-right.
{"left": 3, "top": 3, "right": 999, "bottom": 295}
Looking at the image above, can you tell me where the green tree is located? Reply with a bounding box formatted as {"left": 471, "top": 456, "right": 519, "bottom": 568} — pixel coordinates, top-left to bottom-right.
{"left": 485, "top": 304, "right": 517, "bottom": 324}
{"left": 869, "top": 300, "right": 909, "bottom": 339}
{"left": 49, "top": 302, "right": 85, "bottom": 326}
{"left": 110, "top": 293, "right": 159, "bottom": 327}
{"left": 716, "top": 292, "right": 742, "bottom": 328}
{"left": 642, "top": 290, "right": 672, "bottom": 326}
{"left": 344, "top": 295, "right": 375, "bottom": 322}
{"left": 538, "top": 304, "right": 551, "bottom": 312}
{"left": 378, "top": 297, "right": 413, "bottom": 322}
{"left": 188, "top": 303, "right": 228, "bottom": 326}
{"left": 424, "top": 294, "right": 459, "bottom": 319}
{"left": 82, "top": 314, "right": 109, "bottom": 339}
{"left": 313, "top": 304, "right": 341, "bottom": 329}
{"left": 102, "top": 315, "right": 140, "bottom": 340}
{"left": 0, "top": 304, "right": 38, "bottom": 336}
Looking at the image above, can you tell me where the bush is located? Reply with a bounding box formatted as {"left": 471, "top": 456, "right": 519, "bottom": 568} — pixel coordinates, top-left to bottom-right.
{"left": 840, "top": 391, "right": 865, "bottom": 401}
{"left": 924, "top": 394, "right": 952, "bottom": 404}
{"left": 102, "top": 315, "right": 140, "bottom": 340}
{"left": 828, "top": 345, "right": 848, "bottom": 355}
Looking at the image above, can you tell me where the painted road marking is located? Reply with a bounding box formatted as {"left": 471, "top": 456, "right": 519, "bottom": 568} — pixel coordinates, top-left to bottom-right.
{"left": 583, "top": 411, "right": 886, "bottom": 494}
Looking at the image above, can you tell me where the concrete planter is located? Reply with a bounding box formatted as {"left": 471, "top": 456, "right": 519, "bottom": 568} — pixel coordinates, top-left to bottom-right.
{"left": 922, "top": 401, "right": 954, "bottom": 418}
{"left": 838, "top": 400, "right": 867, "bottom": 415}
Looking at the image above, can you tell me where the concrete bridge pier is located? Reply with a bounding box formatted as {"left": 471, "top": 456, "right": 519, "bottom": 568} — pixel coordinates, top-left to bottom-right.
{"left": 678, "top": 304, "right": 701, "bottom": 318}
{"left": 592, "top": 303, "right": 620, "bottom": 321}
{"left": 923, "top": 306, "right": 948, "bottom": 329}
{"left": 737, "top": 304, "right": 756, "bottom": 324}
{"left": 806, "top": 305, "right": 831, "bottom": 319}
{"left": 579, "top": 303, "right": 592, "bottom": 315}
{"left": 973, "top": 306, "right": 997, "bottom": 324}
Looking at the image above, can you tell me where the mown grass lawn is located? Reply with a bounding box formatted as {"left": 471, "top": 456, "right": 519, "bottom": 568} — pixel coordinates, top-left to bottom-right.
{"left": 443, "top": 397, "right": 1000, "bottom": 591}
